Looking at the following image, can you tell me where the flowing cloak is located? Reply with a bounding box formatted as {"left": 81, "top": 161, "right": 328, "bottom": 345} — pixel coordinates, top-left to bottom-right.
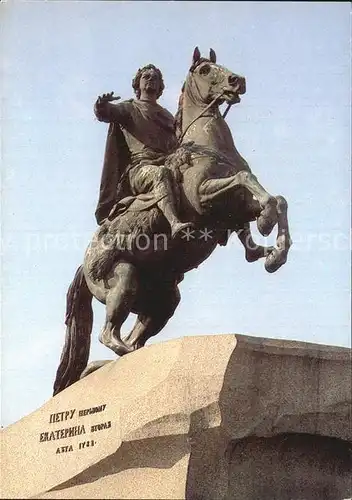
{"left": 94, "top": 99, "right": 177, "bottom": 225}
{"left": 95, "top": 122, "right": 131, "bottom": 225}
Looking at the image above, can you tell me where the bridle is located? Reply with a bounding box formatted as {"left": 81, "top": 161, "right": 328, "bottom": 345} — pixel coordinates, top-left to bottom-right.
{"left": 178, "top": 68, "right": 238, "bottom": 144}
{"left": 178, "top": 91, "right": 227, "bottom": 144}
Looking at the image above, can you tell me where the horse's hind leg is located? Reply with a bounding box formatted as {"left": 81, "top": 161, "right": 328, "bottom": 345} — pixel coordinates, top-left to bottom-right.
{"left": 99, "top": 261, "right": 138, "bottom": 356}
{"left": 123, "top": 314, "right": 164, "bottom": 351}
{"left": 264, "top": 196, "right": 292, "bottom": 273}
{"left": 124, "top": 284, "right": 180, "bottom": 350}
{"left": 200, "top": 171, "right": 278, "bottom": 236}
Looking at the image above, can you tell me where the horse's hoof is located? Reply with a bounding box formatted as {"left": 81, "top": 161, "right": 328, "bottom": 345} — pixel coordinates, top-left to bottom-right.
{"left": 122, "top": 336, "right": 146, "bottom": 351}
{"left": 99, "top": 331, "right": 134, "bottom": 357}
{"left": 257, "top": 198, "right": 278, "bottom": 236}
{"left": 80, "top": 360, "right": 112, "bottom": 379}
{"left": 264, "top": 248, "right": 288, "bottom": 273}
{"left": 245, "top": 245, "right": 274, "bottom": 263}
{"left": 112, "top": 340, "right": 135, "bottom": 357}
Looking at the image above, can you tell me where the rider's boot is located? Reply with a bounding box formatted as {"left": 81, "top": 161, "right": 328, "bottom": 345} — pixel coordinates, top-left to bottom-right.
{"left": 157, "top": 196, "right": 194, "bottom": 239}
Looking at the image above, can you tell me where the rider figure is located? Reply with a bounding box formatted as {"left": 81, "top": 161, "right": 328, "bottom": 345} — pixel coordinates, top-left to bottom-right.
{"left": 94, "top": 64, "right": 194, "bottom": 239}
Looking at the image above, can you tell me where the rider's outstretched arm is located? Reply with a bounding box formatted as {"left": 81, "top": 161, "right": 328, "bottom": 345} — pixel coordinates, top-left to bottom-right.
{"left": 94, "top": 94, "right": 131, "bottom": 127}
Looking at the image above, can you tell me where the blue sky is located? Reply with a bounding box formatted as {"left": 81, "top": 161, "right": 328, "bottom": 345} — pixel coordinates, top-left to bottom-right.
{"left": 1, "top": 1, "right": 350, "bottom": 427}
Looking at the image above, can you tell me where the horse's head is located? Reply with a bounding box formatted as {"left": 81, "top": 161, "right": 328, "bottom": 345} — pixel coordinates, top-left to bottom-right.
{"left": 186, "top": 47, "right": 246, "bottom": 106}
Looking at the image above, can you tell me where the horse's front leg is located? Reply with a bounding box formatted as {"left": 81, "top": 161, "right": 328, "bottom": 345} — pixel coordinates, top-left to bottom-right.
{"left": 264, "top": 196, "right": 292, "bottom": 273}
{"left": 236, "top": 223, "right": 274, "bottom": 262}
{"left": 199, "top": 170, "right": 278, "bottom": 236}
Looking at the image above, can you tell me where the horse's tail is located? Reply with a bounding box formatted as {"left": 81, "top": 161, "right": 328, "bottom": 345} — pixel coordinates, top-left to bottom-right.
{"left": 53, "top": 265, "right": 93, "bottom": 396}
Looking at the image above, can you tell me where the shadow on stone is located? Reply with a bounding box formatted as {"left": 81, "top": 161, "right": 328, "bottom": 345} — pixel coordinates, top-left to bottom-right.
{"left": 47, "top": 434, "right": 189, "bottom": 495}
{"left": 185, "top": 335, "right": 352, "bottom": 499}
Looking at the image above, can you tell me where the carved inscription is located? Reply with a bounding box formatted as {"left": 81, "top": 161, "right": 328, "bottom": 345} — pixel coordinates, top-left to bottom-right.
{"left": 78, "top": 404, "right": 106, "bottom": 417}
{"left": 78, "top": 440, "right": 95, "bottom": 450}
{"left": 91, "top": 420, "right": 111, "bottom": 432}
{"left": 56, "top": 445, "right": 74, "bottom": 454}
{"left": 39, "top": 404, "right": 110, "bottom": 455}
{"left": 49, "top": 409, "right": 76, "bottom": 423}
{"left": 40, "top": 425, "right": 86, "bottom": 442}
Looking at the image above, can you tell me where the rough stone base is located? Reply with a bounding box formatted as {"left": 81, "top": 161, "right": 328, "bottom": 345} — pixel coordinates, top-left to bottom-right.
{"left": 2, "top": 334, "right": 351, "bottom": 499}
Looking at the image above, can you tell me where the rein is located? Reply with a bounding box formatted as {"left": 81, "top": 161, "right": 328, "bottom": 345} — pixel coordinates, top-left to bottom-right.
{"left": 222, "top": 104, "right": 232, "bottom": 119}
{"left": 178, "top": 91, "right": 226, "bottom": 144}
{"left": 178, "top": 85, "right": 235, "bottom": 144}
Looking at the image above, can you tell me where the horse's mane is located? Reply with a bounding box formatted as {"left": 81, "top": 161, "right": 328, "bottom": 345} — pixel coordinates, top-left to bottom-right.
{"left": 174, "top": 57, "right": 211, "bottom": 140}
{"left": 174, "top": 82, "right": 185, "bottom": 140}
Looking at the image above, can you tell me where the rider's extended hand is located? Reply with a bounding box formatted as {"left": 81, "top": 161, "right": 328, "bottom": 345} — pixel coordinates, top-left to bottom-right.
{"left": 97, "top": 92, "right": 120, "bottom": 103}
{"left": 94, "top": 92, "right": 121, "bottom": 120}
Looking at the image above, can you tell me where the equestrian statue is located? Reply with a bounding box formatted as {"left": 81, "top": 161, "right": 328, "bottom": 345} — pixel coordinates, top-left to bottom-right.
{"left": 53, "top": 47, "right": 292, "bottom": 395}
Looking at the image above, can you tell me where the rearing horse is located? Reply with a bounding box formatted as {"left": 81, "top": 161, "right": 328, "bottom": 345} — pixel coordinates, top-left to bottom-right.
{"left": 53, "top": 47, "right": 291, "bottom": 395}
